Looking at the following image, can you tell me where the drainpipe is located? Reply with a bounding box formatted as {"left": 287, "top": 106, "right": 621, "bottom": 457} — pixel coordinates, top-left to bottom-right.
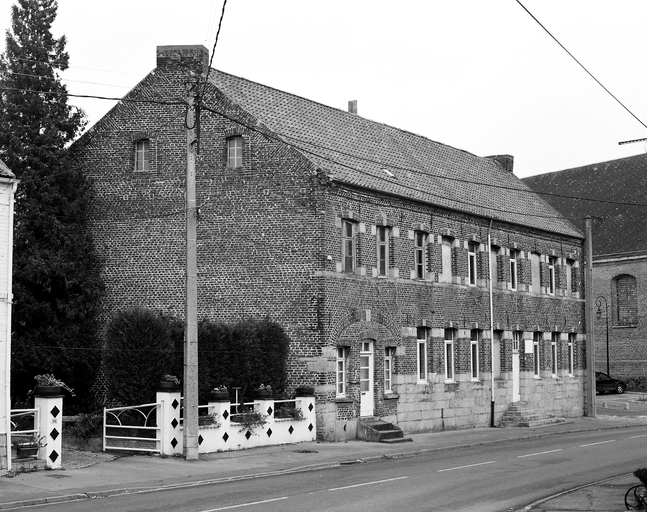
{"left": 487, "top": 219, "right": 495, "bottom": 427}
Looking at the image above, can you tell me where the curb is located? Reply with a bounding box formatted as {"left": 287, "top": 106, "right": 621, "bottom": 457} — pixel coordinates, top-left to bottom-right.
{"left": 1, "top": 421, "right": 645, "bottom": 510}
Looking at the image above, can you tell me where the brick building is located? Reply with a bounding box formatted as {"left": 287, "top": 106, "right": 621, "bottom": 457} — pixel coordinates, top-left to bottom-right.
{"left": 524, "top": 154, "right": 647, "bottom": 381}
{"left": 72, "top": 45, "right": 587, "bottom": 440}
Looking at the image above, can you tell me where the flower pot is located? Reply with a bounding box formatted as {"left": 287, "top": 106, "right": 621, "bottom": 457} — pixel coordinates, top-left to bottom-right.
{"left": 255, "top": 389, "right": 272, "bottom": 399}
{"left": 35, "top": 385, "right": 62, "bottom": 397}
{"left": 210, "top": 390, "right": 229, "bottom": 402}
{"left": 295, "top": 386, "right": 314, "bottom": 396}
{"left": 16, "top": 445, "right": 38, "bottom": 458}
{"left": 158, "top": 381, "right": 181, "bottom": 392}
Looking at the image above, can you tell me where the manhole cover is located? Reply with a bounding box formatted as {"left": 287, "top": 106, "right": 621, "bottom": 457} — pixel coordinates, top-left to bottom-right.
{"left": 294, "top": 450, "right": 318, "bottom": 454}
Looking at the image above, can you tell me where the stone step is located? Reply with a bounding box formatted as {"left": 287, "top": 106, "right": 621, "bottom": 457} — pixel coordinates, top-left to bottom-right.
{"left": 381, "top": 436, "right": 414, "bottom": 444}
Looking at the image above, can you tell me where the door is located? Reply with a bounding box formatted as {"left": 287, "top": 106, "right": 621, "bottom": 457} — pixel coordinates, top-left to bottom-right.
{"left": 360, "top": 340, "right": 374, "bottom": 417}
{"left": 512, "top": 335, "right": 520, "bottom": 402}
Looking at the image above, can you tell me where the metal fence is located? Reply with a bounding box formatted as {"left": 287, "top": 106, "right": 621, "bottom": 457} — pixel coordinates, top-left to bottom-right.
{"left": 103, "top": 402, "right": 161, "bottom": 453}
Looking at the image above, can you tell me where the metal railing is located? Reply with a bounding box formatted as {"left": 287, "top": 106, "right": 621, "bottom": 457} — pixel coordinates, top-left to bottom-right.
{"left": 103, "top": 402, "right": 161, "bottom": 453}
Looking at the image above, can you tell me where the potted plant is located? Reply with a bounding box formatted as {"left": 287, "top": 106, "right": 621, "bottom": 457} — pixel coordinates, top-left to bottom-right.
{"left": 33, "top": 374, "right": 76, "bottom": 397}
{"left": 158, "top": 374, "right": 181, "bottom": 391}
{"left": 255, "top": 383, "right": 272, "bottom": 399}
{"left": 274, "top": 404, "right": 305, "bottom": 420}
{"left": 230, "top": 409, "right": 268, "bottom": 434}
{"left": 13, "top": 435, "right": 45, "bottom": 458}
{"left": 295, "top": 386, "right": 314, "bottom": 396}
{"left": 210, "top": 384, "right": 229, "bottom": 402}
{"left": 198, "top": 413, "right": 220, "bottom": 427}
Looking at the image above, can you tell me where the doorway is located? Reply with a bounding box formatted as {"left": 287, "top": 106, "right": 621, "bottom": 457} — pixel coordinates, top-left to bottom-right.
{"left": 512, "top": 334, "right": 520, "bottom": 402}
{"left": 360, "top": 340, "right": 374, "bottom": 417}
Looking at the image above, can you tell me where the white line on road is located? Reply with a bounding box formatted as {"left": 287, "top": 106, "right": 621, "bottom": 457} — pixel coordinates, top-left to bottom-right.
{"left": 579, "top": 440, "right": 616, "bottom": 448}
{"left": 438, "top": 461, "right": 497, "bottom": 472}
{"left": 203, "top": 497, "right": 289, "bottom": 511}
{"left": 329, "top": 476, "right": 409, "bottom": 491}
{"left": 630, "top": 434, "right": 647, "bottom": 439}
{"left": 517, "top": 449, "right": 562, "bottom": 458}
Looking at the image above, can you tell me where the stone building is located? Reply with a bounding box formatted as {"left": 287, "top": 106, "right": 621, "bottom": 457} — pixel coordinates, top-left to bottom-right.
{"left": 524, "top": 154, "right": 647, "bottom": 380}
{"left": 71, "top": 45, "right": 587, "bottom": 440}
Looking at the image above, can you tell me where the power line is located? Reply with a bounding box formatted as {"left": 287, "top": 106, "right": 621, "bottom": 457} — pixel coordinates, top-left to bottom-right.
{"left": 2, "top": 70, "right": 131, "bottom": 89}
{"left": 201, "top": 0, "right": 228, "bottom": 102}
{"left": 515, "top": 0, "right": 647, "bottom": 131}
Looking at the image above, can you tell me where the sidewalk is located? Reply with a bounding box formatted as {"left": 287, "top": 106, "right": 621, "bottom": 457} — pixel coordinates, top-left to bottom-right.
{"left": 1, "top": 410, "right": 646, "bottom": 511}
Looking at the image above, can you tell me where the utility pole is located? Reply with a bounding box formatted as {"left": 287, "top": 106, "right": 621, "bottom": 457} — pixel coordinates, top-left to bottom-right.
{"left": 184, "top": 82, "right": 199, "bottom": 459}
{"left": 584, "top": 217, "right": 596, "bottom": 417}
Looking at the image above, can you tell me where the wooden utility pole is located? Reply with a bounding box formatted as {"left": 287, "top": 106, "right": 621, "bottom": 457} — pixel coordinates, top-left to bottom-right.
{"left": 584, "top": 217, "right": 596, "bottom": 417}
{"left": 184, "top": 83, "right": 199, "bottom": 459}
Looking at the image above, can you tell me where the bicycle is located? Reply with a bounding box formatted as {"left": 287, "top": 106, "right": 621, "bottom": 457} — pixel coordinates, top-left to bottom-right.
{"left": 626, "top": 468, "right": 647, "bottom": 510}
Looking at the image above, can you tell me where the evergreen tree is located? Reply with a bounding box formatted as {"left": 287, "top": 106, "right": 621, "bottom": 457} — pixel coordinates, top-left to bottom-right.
{"left": 0, "top": 0, "right": 103, "bottom": 410}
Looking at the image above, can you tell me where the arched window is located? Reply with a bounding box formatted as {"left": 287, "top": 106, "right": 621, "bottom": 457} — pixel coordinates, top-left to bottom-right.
{"left": 613, "top": 274, "right": 638, "bottom": 327}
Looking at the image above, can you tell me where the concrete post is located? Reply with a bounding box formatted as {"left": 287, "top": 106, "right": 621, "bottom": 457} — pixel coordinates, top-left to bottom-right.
{"left": 34, "top": 395, "right": 63, "bottom": 469}
{"left": 157, "top": 390, "right": 182, "bottom": 456}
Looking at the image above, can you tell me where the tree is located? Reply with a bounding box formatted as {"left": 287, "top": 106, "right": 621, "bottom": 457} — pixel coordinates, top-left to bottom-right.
{"left": 0, "top": 0, "right": 103, "bottom": 410}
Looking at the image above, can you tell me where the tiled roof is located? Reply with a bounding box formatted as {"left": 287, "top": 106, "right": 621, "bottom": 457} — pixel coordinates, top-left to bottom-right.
{"left": 0, "top": 159, "right": 15, "bottom": 179}
{"left": 209, "top": 70, "right": 581, "bottom": 239}
{"left": 523, "top": 153, "right": 647, "bottom": 256}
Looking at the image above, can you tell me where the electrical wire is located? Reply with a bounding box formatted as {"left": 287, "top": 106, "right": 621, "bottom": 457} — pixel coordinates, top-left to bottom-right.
{"left": 201, "top": 0, "right": 228, "bottom": 103}
{"left": 515, "top": 0, "right": 647, "bottom": 131}
{"left": 2, "top": 70, "right": 132, "bottom": 89}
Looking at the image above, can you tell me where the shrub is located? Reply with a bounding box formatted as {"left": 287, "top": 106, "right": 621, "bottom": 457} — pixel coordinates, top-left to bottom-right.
{"left": 69, "top": 412, "right": 103, "bottom": 441}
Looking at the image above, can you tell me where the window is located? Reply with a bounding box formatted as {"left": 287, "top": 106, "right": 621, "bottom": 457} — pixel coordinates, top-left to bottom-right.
{"left": 565, "top": 259, "right": 573, "bottom": 297}
{"left": 548, "top": 257, "right": 556, "bottom": 295}
{"left": 492, "top": 330, "right": 501, "bottom": 378}
{"left": 336, "top": 347, "right": 347, "bottom": 396}
{"left": 417, "top": 327, "right": 427, "bottom": 382}
{"left": 509, "top": 249, "right": 518, "bottom": 291}
{"left": 134, "top": 139, "right": 150, "bottom": 171}
{"left": 414, "top": 231, "right": 426, "bottom": 280}
{"left": 531, "top": 252, "right": 541, "bottom": 293}
{"left": 490, "top": 248, "right": 498, "bottom": 288}
{"left": 468, "top": 242, "right": 478, "bottom": 286}
{"left": 513, "top": 331, "right": 522, "bottom": 353}
{"left": 533, "top": 332, "right": 541, "bottom": 377}
{"left": 567, "top": 334, "right": 575, "bottom": 376}
{"left": 614, "top": 274, "right": 638, "bottom": 326}
{"left": 470, "top": 329, "right": 480, "bottom": 380}
{"left": 341, "top": 220, "right": 356, "bottom": 273}
{"left": 440, "top": 237, "right": 453, "bottom": 283}
{"left": 444, "top": 329, "right": 455, "bottom": 381}
{"left": 376, "top": 226, "right": 389, "bottom": 277}
{"left": 227, "top": 136, "right": 243, "bottom": 168}
{"left": 384, "top": 348, "right": 394, "bottom": 392}
{"left": 551, "top": 332, "right": 559, "bottom": 376}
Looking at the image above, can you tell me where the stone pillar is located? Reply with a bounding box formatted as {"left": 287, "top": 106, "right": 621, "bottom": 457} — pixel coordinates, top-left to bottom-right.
{"left": 297, "top": 396, "right": 317, "bottom": 438}
{"left": 34, "top": 395, "right": 63, "bottom": 469}
{"left": 157, "top": 390, "right": 182, "bottom": 456}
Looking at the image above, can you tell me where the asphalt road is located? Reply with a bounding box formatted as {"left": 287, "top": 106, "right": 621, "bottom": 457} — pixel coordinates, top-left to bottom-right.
{"left": 31, "top": 424, "right": 647, "bottom": 512}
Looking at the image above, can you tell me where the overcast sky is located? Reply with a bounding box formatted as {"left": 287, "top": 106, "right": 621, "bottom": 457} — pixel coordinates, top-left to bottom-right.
{"left": 2, "top": 0, "right": 647, "bottom": 178}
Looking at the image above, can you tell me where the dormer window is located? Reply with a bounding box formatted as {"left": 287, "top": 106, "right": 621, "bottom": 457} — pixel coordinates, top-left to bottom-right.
{"left": 227, "top": 136, "right": 243, "bottom": 168}
{"left": 134, "top": 139, "right": 150, "bottom": 171}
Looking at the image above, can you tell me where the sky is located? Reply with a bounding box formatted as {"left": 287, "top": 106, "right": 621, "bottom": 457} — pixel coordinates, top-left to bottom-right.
{"left": 2, "top": 0, "right": 647, "bottom": 178}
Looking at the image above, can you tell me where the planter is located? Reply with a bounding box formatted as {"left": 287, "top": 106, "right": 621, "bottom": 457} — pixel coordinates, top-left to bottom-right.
{"left": 295, "top": 386, "right": 314, "bottom": 396}
{"left": 210, "top": 391, "right": 230, "bottom": 402}
{"left": 255, "top": 389, "right": 272, "bottom": 399}
{"left": 35, "top": 385, "right": 62, "bottom": 397}
{"left": 158, "top": 381, "right": 181, "bottom": 392}
{"left": 16, "top": 445, "right": 38, "bottom": 458}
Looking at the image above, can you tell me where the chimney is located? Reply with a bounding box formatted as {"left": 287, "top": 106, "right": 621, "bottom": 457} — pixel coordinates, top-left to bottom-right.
{"left": 485, "top": 154, "right": 514, "bottom": 174}
{"left": 348, "top": 100, "right": 357, "bottom": 115}
{"left": 156, "top": 45, "right": 209, "bottom": 76}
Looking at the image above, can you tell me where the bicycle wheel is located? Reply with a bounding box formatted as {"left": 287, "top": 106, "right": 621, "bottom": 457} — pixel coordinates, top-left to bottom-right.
{"left": 625, "top": 484, "right": 647, "bottom": 510}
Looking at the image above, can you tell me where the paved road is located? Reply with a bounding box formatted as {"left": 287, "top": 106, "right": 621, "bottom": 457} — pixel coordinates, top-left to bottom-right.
{"left": 597, "top": 390, "right": 647, "bottom": 415}
{"left": 32, "top": 424, "right": 647, "bottom": 512}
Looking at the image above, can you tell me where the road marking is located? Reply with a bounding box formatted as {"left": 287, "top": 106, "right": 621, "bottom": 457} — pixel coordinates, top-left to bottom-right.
{"left": 203, "top": 497, "right": 289, "bottom": 511}
{"left": 329, "top": 476, "right": 409, "bottom": 491}
{"left": 579, "top": 440, "right": 615, "bottom": 448}
{"left": 438, "top": 460, "right": 497, "bottom": 472}
{"left": 630, "top": 434, "right": 647, "bottom": 439}
{"left": 517, "top": 449, "right": 562, "bottom": 458}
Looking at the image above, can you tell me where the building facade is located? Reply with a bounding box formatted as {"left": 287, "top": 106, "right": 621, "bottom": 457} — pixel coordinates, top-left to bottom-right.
{"left": 72, "top": 45, "right": 587, "bottom": 440}
{"left": 524, "top": 154, "right": 647, "bottom": 381}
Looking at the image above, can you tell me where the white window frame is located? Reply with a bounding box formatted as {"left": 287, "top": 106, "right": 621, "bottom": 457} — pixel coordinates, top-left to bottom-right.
{"left": 533, "top": 332, "right": 541, "bottom": 377}
{"left": 551, "top": 332, "right": 558, "bottom": 376}
{"left": 341, "top": 220, "right": 356, "bottom": 273}
{"left": 336, "top": 347, "right": 347, "bottom": 396}
{"left": 417, "top": 327, "right": 427, "bottom": 382}
{"left": 384, "top": 348, "right": 393, "bottom": 392}
{"left": 227, "top": 136, "right": 243, "bottom": 168}
{"left": 567, "top": 334, "right": 574, "bottom": 376}
{"left": 134, "top": 139, "right": 150, "bottom": 171}
{"left": 470, "top": 329, "right": 480, "bottom": 380}
{"left": 490, "top": 248, "right": 498, "bottom": 288}
{"left": 468, "top": 242, "right": 478, "bottom": 286}
{"left": 492, "top": 330, "right": 501, "bottom": 379}
{"left": 509, "top": 250, "right": 518, "bottom": 291}
{"left": 548, "top": 257, "right": 556, "bottom": 295}
{"left": 376, "top": 226, "right": 389, "bottom": 277}
{"left": 444, "top": 329, "right": 455, "bottom": 381}
{"left": 531, "top": 252, "right": 541, "bottom": 294}
{"left": 565, "top": 260, "right": 573, "bottom": 297}
{"left": 440, "top": 237, "right": 452, "bottom": 283}
{"left": 414, "top": 231, "right": 426, "bottom": 280}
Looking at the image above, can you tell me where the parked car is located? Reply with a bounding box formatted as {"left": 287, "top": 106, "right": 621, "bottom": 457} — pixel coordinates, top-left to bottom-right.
{"left": 595, "top": 371, "right": 627, "bottom": 394}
